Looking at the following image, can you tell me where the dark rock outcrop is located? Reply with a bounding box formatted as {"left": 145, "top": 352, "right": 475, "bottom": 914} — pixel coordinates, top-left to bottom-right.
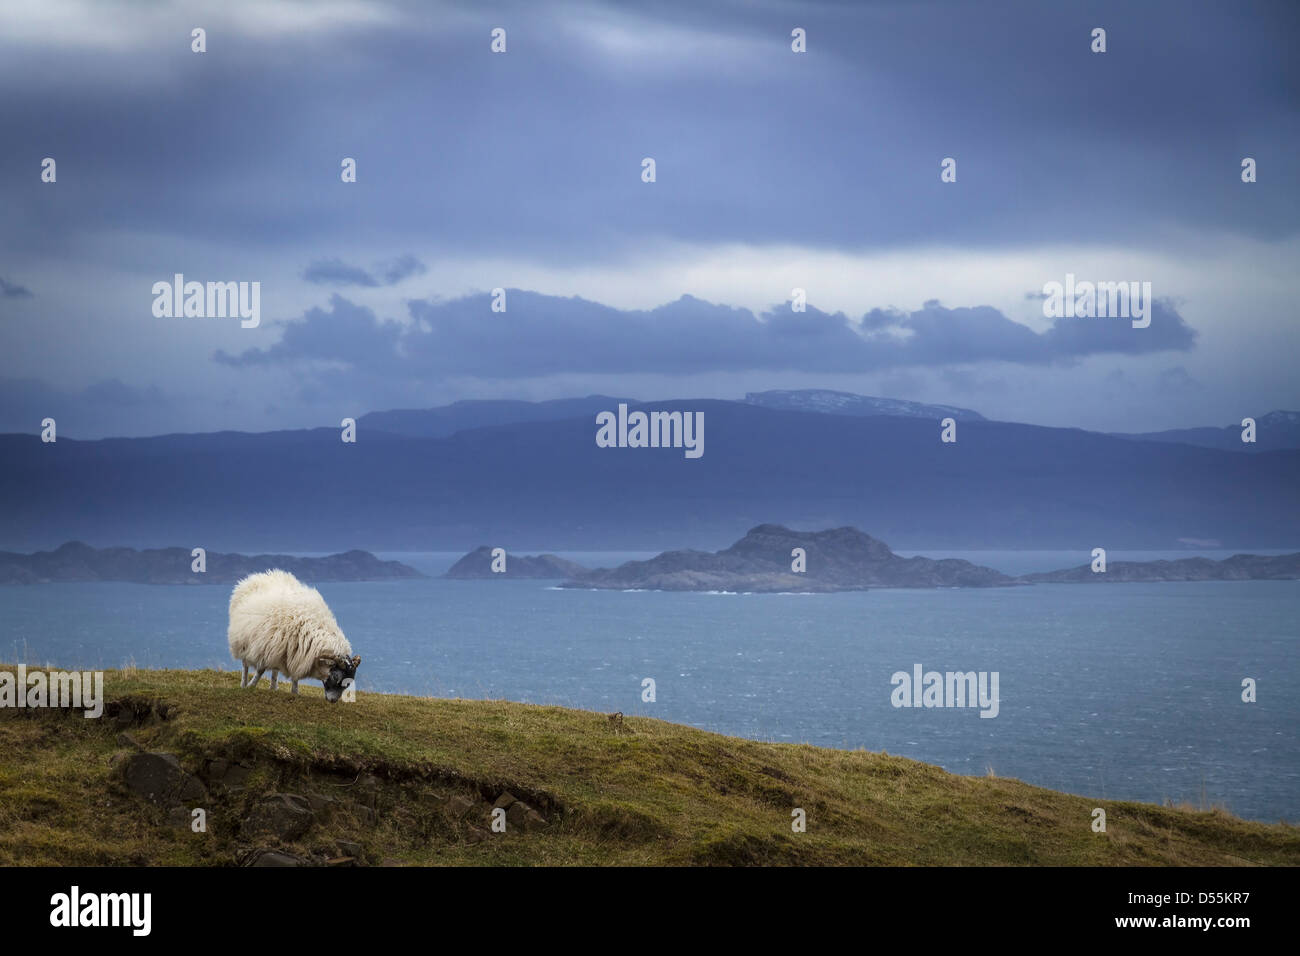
{"left": 245, "top": 793, "right": 314, "bottom": 841}
{"left": 563, "top": 524, "right": 1015, "bottom": 592}
{"left": 444, "top": 546, "right": 588, "bottom": 580}
{"left": 494, "top": 790, "right": 546, "bottom": 830}
{"left": 0, "top": 541, "right": 424, "bottom": 585}
{"left": 447, "top": 794, "right": 476, "bottom": 817}
{"left": 119, "top": 752, "right": 208, "bottom": 807}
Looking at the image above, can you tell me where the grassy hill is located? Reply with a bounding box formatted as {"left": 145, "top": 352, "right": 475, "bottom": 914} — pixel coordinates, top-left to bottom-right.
{"left": 1, "top": 667, "right": 1296, "bottom": 866}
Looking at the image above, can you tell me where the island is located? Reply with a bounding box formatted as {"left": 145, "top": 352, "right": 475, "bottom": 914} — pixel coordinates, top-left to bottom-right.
{"left": 1021, "top": 552, "right": 1300, "bottom": 583}
{"left": 443, "top": 546, "right": 589, "bottom": 580}
{"left": 446, "top": 525, "right": 1300, "bottom": 592}
{"left": 0, "top": 541, "right": 425, "bottom": 585}
{"left": 559, "top": 524, "right": 1016, "bottom": 592}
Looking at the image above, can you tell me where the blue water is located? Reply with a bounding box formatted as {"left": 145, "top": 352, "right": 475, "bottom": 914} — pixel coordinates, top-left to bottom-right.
{"left": 1, "top": 551, "right": 1296, "bottom": 822}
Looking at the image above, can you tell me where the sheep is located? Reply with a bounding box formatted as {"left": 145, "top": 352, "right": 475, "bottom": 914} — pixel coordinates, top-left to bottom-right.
{"left": 227, "top": 569, "right": 293, "bottom": 688}
{"left": 227, "top": 569, "right": 361, "bottom": 702}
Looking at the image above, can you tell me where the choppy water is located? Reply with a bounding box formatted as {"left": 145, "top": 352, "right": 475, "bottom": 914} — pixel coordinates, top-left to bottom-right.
{"left": 1, "top": 550, "right": 1295, "bottom": 822}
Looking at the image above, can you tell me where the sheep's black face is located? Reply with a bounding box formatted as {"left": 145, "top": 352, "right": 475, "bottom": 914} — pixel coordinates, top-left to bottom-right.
{"left": 323, "top": 655, "right": 360, "bottom": 703}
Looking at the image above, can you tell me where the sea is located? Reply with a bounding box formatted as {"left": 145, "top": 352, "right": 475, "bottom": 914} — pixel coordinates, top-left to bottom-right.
{"left": 2, "top": 549, "right": 1295, "bottom": 822}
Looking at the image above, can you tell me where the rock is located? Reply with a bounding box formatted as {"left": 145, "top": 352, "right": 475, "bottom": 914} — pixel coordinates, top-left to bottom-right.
{"left": 447, "top": 794, "right": 475, "bottom": 817}
{"left": 245, "top": 793, "right": 313, "bottom": 841}
{"left": 493, "top": 792, "right": 518, "bottom": 810}
{"left": 524, "top": 809, "right": 548, "bottom": 829}
{"left": 248, "top": 849, "right": 306, "bottom": 867}
{"left": 336, "top": 840, "right": 363, "bottom": 857}
{"left": 120, "top": 752, "right": 207, "bottom": 807}
{"left": 116, "top": 732, "right": 142, "bottom": 750}
{"left": 505, "top": 801, "right": 529, "bottom": 830}
{"left": 202, "top": 758, "right": 252, "bottom": 790}
{"left": 308, "top": 793, "right": 341, "bottom": 812}
{"left": 465, "top": 826, "right": 486, "bottom": 844}
{"left": 325, "top": 856, "right": 357, "bottom": 867}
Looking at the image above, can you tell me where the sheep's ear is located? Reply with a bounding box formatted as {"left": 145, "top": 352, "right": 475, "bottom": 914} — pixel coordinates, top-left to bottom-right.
{"left": 350, "top": 656, "right": 361, "bottom": 668}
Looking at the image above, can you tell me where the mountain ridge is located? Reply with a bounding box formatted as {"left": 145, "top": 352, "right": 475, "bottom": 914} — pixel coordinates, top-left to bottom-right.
{"left": 3, "top": 400, "right": 1298, "bottom": 552}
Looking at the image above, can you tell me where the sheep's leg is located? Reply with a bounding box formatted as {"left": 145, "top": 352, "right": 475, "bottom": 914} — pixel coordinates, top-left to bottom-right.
{"left": 248, "top": 668, "right": 265, "bottom": 688}
{"left": 291, "top": 679, "right": 299, "bottom": 695}
{"left": 270, "top": 671, "right": 278, "bottom": 691}
{"left": 241, "top": 662, "right": 249, "bottom": 687}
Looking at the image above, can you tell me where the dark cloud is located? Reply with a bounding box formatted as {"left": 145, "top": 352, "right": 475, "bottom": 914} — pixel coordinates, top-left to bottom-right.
{"left": 303, "top": 258, "right": 380, "bottom": 287}
{"left": 1041, "top": 303, "right": 1196, "bottom": 356}
{"left": 0, "top": 0, "right": 1294, "bottom": 262}
{"left": 214, "top": 294, "right": 404, "bottom": 369}
{"left": 0, "top": 277, "right": 32, "bottom": 298}
{"left": 0, "top": 0, "right": 1290, "bottom": 439}
{"left": 302, "top": 255, "right": 428, "bottom": 287}
{"left": 378, "top": 255, "right": 427, "bottom": 285}
{"left": 214, "top": 289, "right": 1197, "bottom": 381}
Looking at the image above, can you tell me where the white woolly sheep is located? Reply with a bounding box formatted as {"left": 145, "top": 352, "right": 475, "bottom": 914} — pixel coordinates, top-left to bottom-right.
{"left": 227, "top": 569, "right": 361, "bottom": 701}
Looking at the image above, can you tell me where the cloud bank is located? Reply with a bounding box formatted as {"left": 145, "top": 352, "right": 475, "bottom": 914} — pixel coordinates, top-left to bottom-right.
{"left": 215, "top": 289, "right": 1197, "bottom": 381}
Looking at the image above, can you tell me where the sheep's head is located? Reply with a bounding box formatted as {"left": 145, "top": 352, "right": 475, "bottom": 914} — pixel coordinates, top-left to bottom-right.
{"left": 320, "top": 654, "right": 361, "bottom": 703}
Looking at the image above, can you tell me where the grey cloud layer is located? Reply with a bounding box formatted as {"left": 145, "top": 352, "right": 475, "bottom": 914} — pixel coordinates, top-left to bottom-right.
{"left": 214, "top": 290, "right": 1196, "bottom": 379}
{"left": 0, "top": 277, "right": 32, "bottom": 298}
{"left": 0, "top": 377, "right": 170, "bottom": 438}
{"left": 0, "top": 0, "right": 1292, "bottom": 439}
{"left": 0, "top": 0, "right": 1294, "bottom": 262}
{"left": 303, "top": 255, "right": 427, "bottom": 287}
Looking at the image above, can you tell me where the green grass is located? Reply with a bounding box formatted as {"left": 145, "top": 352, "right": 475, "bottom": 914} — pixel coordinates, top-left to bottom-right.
{"left": 0, "top": 667, "right": 1296, "bottom": 866}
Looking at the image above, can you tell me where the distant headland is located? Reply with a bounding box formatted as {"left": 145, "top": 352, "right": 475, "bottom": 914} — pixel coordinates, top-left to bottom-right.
{"left": 0, "top": 542, "right": 425, "bottom": 585}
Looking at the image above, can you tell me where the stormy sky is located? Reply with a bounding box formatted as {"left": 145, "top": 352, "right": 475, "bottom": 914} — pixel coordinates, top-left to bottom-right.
{"left": 1, "top": 0, "right": 1297, "bottom": 438}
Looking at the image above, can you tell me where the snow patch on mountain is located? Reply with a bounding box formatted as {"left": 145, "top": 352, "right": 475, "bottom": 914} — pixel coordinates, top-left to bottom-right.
{"left": 743, "top": 389, "right": 986, "bottom": 421}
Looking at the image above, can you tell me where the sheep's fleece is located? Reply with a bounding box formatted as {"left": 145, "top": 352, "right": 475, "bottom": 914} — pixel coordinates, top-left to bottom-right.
{"left": 228, "top": 570, "right": 352, "bottom": 681}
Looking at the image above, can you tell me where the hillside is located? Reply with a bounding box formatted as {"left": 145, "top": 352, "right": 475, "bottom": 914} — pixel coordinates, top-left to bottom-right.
{"left": 1111, "top": 410, "right": 1300, "bottom": 453}
{"left": 4, "top": 402, "right": 1299, "bottom": 552}
{"left": 0, "top": 668, "right": 1295, "bottom": 866}
{"left": 358, "top": 395, "right": 635, "bottom": 439}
